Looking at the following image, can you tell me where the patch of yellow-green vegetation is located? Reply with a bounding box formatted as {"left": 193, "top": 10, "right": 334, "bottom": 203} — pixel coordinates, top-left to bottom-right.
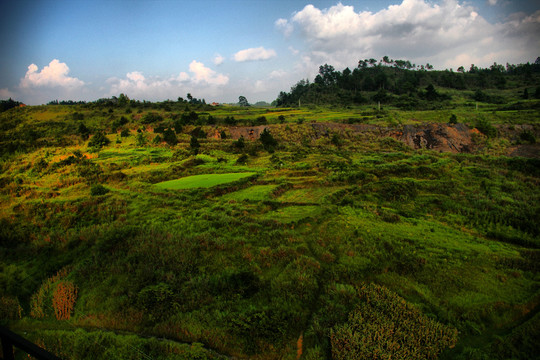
{"left": 221, "top": 184, "right": 278, "bottom": 201}
{"left": 262, "top": 205, "right": 321, "bottom": 223}
{"left": 121, "top": 162, "right": 172, "bottom": 176}
{"left": 277, "top": 186, "right": 344, "bottom": 204}
{"left": 155, "top": 172, "right": 256, "bottom": 190}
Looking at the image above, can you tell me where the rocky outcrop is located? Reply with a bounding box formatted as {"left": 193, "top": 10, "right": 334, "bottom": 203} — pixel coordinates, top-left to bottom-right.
{"left": 399, "top": 123, "right": 474, "bottom": 153}
{"left": 203, "top": 122, "right": 538, "bottom": 156}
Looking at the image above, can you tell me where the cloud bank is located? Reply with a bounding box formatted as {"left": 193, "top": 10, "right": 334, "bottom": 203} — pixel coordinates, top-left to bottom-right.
{"left": 279, "top": 0, "right": 540, "bottom": 71}
{"left": 234, "top": 47, "right": 277, "bottom": 62}
{"left": 107, "top": 60, "right": 229, "bottom": 101}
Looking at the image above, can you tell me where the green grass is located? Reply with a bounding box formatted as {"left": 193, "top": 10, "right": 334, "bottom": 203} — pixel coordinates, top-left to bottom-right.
{"left": 1, "top": 98, "right": 539, "bottom": 360}
{"left": 154, "top": 172, "right": 256, "bottom": 190}
{"left": 261, "top": 205, "right": 321, "bottom": 223}
{"left": 221, "top": 184, "right": 278, "bottom": 201}
{"left": 277, "top": 187, "right": 344, "bottom": 204}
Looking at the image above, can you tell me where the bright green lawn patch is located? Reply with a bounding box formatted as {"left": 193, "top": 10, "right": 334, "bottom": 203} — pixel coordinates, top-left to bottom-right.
{"left": 222, "top": 184, "right": 278, "bottom": 201}
{"left": 155, "top": 172, "right": 256, "bottom": 190}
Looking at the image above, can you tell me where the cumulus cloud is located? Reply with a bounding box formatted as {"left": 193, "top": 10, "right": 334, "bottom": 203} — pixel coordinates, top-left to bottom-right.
{"left": 213, "top": 54, "right": 225, "bottom": 66}
{"left": 107, "top": 61, "right": 228, "bottom": 101}
{"left": 275, "top": 18, "right": 294, "bottom": 36}
{"left": 20, "top": 59, "right": 84, "bottom": 88}
{"left": 234, "top": 47, "right": 277, "bottom": 62}
{"left": 189, "top": 60, "right": 229, "bottom": 85}
{"left": 281, "top": 0, "right": 540, "bottom": 71}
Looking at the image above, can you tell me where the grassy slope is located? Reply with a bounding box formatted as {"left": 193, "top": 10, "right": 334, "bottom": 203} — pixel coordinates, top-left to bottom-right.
{"left": 0, "top": 99, "right": 539, "bottom": 359}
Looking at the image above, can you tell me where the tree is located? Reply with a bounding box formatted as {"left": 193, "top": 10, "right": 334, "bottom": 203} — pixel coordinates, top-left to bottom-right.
{"left": 259, "top": 128, "right": 277, "bottom": 152}
{"left": 78, "top": 123, "right": 90, "bottom": 140}
{"left": 233, "top": 136, "right": 246, "bottom": 151}
{"left": 238, "top": 96, "right": 249, "bottom": 107}
{"left": 163, "top": 128, "right": 178, "bottom": 146}
{"left": 190, "top": 135, "right": 200, "bottom": 154}
{"left": 424, "top": 84, "right": 439, "bottom": 101}
{"left": 118, "top": 93, "right": 129, "bottom": 106}
{"left": 317, "top": 64, "right": 337, "bottom": 86}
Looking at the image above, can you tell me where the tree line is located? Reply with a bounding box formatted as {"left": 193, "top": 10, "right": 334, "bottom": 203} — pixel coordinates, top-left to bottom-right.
{"left": 275, "top": 56, "right": 540, "bottom": 108}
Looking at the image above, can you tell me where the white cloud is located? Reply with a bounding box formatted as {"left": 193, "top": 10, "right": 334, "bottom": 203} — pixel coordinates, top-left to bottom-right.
{"left": 275, "top": 18, "right": 293, "bottom": 36}
{"left": 107, "top": 61, "right": 228, "bottom": 101}
{"left": 252, "top": 69, "right": 294, "bottom": 94}
{"left": 213, "top": 54, "right": 225, "bottom": 66}
{"left": 189, "top": 60, "right": 229, "bottom": 85}
{"left": 269, "top": 70, "right": 287, "bottom": 79}
{"left": 288, "top": 46, "right": 300, "bottom": 55}
{"left": 234, "top": 47, "right": 277, "bottom": 62}
{"left": 488, "top": 0, "right": 497, "bottom": 5}
{"left": 281, "top": 0, "right": 540, "bottom": 71}
{"left": 20, "top": 59, "right": 84, "bottom": 88}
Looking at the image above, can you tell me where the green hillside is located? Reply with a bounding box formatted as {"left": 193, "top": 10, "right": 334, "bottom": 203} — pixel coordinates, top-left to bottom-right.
{"left": 1, "top": 63, "right": 539, "bottom": 359}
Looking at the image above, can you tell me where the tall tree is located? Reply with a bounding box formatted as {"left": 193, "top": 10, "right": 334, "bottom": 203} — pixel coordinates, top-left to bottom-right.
{"left": 238, "top": 96, "right": 249, "bottom": 107}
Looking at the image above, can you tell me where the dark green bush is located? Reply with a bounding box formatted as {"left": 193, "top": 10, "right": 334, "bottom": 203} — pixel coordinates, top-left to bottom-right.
{"left": 142, "top": 112, "right": 163, "bottom": 124}
{"left": 90, "top": 184, "right": 109, "bottom": 196}
{"left": 475, "top": 117, "right": 497, "bottom": 138}
{"left": 88, "top": 131, "right": 110, "bottom": 149}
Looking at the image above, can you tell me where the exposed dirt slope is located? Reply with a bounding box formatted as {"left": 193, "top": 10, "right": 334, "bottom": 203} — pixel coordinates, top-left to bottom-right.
{"left": 215, "top": 122, "right": 538, "bottom": 157}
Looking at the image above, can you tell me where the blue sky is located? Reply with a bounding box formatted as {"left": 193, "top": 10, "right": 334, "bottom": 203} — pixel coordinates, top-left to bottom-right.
{"left": 1, "top": 0, "right": 539, "bottom": 104}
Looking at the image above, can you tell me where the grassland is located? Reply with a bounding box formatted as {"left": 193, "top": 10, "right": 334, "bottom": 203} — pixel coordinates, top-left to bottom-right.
{"left": 0, "top": 96, "right": 539, "bottom": 359}
{"left": 155, "top": 172, "right": 257, "bottom": 190}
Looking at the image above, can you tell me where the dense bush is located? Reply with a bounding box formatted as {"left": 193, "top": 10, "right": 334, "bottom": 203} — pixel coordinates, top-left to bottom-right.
{"left": 90, "top": 184, "right": 109, "bottom": 196}
{"left": 331, "top": 283, "right": 458, "bottom": 359}
{"left": 142, "top": 112, "right": 163, "bottom": 124}
{"left": 88, "top": 131, "right": 111, "bottom": 149}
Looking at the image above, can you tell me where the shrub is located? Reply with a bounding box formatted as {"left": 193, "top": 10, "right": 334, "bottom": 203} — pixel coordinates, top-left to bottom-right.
{"left": 88, "top": 131, "right": 110, "bottom": 149}
{"left": 519, "top": 130, "right": 536, "bottom": 144}
{"left": 475, "top": 117, "right": 497, "bottom": 138}
{"left": 331, "top": 133, "right": 343, "bottom": 147}
{"left": 236, "top": 154, "right": 248, "bottom": 164}
{"left": 52, "top": 281, "right": 78, "bottom": 320}
{"left": 90, "top": 184, "right": 109, "bottom": 196}
{"left": 233, "top": 136, "right": 246, "bottom": 151}
{"left": 330, "top": 283, "right": 458, "bottom": 360}
{"left": 162, "top": 128, "right": 178, "bottom": 146}
{"left": 153, "top": 135, "right": 162, "bottom": 144}
{"left": 136, "top": 133, "right": 147, "bottom": 146}
{"left": 449, "top": 114, "right": 458, "bottom": 124}
{"left": 0, "top": 296, "right": 23, "bottom": 320}
{"left": 142, "top": 112, "right": 163, "bottom": 124}
{"left": 377, "top": 179, "right": 418, "bottom": 202}
{"left": 78, "top": 123, "right": 90, "bottom": 140}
